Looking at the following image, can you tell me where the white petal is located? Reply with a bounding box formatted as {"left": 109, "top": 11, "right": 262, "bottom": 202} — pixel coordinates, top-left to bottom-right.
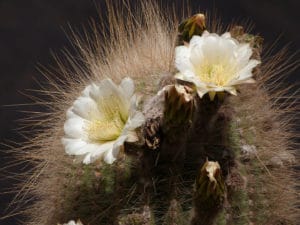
{"left": 228, "top": 59, "right": 260, "bottom": 86}
{"left": 62, "top": 138, "right": 89, "bottom": 155}
{"left": 95, "top": 79, "right": 130, "bottom": 121}
{"left": 125, "top": 111, "right": 145, "bottom": 131}
{"left": 90, "top": 141, "right": 114, "bottom": 163}
{"left": 72, "top": 96, "right": 98, "bottom": 119}
{"left": 111, "top": 135, "right": 128, "bottom": 158}
{"left": 175, "top": 45, "right": 193, "bottom": 72}
{"left": 85, "top": 83, "right": 100, "bottom": 98}
{"left": 213, "top": 87, "right": 226, "bottom": 92}
{"left": 197, "top": 90, "right": 207, "bottom": 98}
{"left": 103, "top": 148, "right": 116, "bottom": 164}
{"left": 64, "top": 116, "right": 86, "bottom": 139}
{"left": 189, "top": 76, "right": 208, "bottom": 89}
{"left": 221, "top": 32, "right": 231, "bottom": 38}
{"left": 190, "top": 35, "right": 204, "bottom": 48}
{"left": 224, "top": 87, "right": 237, "bottom": 95}
{"left": 200, "top": 35, "right": 220, "bottom": 61}
{"left": 230, "top": 77, "right": 256, "bottom": 85}
{"left": 201, "top": 30, "right": 210, "bottom": 37}
{"left": 235, "top": 43, "right": 253, "bottom": 67}
{"left": 66, "top": 107, "right": 80, "bottom": 119}
{"left": 83, "top": 153, "right": 92, "bottom": 164}
{"left": 189, "top": 36, "right": 205, "bottom": 66}
{"left": 175, "top": 70, "right": 196, "bottom": 80}
{"left": 120, "top": 77, "right": 135, "bottom": 99}
{"left": 82, "top": 83, "right": 96, "bottom": 97}
{"left": 129, "top": 94, "right": 138, "bottom": 111}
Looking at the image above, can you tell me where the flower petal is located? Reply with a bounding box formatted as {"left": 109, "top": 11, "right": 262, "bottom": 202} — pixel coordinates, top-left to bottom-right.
{"left": 62, "top": 138, "right": 89, "bottom": 155}
{"left": 174, "top": 31, "right": 260, "bottom": 98}
{"left": 238, "top": 59, "right": 260, "bottom": 79}
{"left": 104, "top": 136, "right": 127, "bottom": 164}
{"left": 120, "top": 77, "right": 135, "bottom": 99}
{"left": 62, "top": 78, "right": 141, "bottom": 165}
{"left": 64, "top": 116, "right": 86, "bottom": 139}
{"left": 125, "top": 111, "right": 145, "bottom": 131}
{"left": 72, "top": 96, "right": 98, "bottom": 119}
{"left": 175, "top": 45, "right": 193, "bottom": 72}
{"left": 94, "top": 79, "right": 130, "bottom": 121}
{"left": 111, "top": 135, "right": 128, "bottom": 159}
{"left": 89, "top": 141, "right": 114, "bottom": 163}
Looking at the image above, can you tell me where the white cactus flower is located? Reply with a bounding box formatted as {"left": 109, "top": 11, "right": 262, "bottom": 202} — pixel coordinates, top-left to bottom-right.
{"left": 175, "top": 31, "right": 260, "bottom": 100}
{"left": 62, "top": 77, "right": 144, "bottom": 164}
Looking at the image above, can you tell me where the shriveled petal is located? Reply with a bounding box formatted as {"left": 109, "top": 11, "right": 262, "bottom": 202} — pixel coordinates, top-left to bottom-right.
{"left": 126, "top": 131, "right": 139, "bottom": 142}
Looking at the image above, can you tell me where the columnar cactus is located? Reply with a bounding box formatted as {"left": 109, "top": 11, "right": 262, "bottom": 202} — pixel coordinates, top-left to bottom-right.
{"left": 5, "top": 1, "right": 298, "bottom": 225}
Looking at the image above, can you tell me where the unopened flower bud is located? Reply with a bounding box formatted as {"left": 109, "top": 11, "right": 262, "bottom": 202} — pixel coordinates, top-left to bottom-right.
{"left": 178, "top": 13, "right": 206, "bottom": 43}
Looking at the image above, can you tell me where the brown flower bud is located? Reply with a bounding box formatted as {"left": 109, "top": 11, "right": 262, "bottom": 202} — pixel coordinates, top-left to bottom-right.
{"left": 178, "top": 13, "right": 206, "bottom": 43}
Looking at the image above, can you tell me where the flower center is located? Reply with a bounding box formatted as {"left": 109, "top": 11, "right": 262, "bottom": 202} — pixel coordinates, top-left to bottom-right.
{"left": 87, "top": 112, "right": 125, "bottom": 142}
{"left": 196, "top": 63, "right": 235, "bottom": 86}
{"left": 86, "top": 95, "right": 128, "bottom": 142}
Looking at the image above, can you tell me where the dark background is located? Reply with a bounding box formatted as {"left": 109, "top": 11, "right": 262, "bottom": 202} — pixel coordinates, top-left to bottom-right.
{"left": 0, "top": 0, "right": 299, "bottom": 224}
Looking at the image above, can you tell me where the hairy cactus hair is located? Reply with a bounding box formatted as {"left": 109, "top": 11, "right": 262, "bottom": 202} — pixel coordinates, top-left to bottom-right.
{"left": 2, "top": 0, "right": 299, "bottom": 225}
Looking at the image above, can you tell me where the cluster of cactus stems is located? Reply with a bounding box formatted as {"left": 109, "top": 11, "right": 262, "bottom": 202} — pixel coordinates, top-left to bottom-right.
{"left": 54, "top": 13, "right": 290, "bottom": 225}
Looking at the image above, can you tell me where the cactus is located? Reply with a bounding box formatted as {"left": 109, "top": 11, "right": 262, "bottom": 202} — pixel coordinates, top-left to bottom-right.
{"left": 4, "top": 1, "right": 298, "bottom": 225}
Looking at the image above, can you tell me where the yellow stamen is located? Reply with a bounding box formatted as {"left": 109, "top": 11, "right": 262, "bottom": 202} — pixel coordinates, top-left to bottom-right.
{"left": 196, "top": 63, "right": 235, "bottom": 87}
{"left": 86, "top": 95, "right": 128, "bottom": 142}
{"left": 87, "top": 113, "right": 125, "bottom": 142}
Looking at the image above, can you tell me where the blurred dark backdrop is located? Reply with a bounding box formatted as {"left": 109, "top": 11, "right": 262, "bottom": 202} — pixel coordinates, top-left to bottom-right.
{"left": 0, "top": 0, "right": 299, "bottom": 224}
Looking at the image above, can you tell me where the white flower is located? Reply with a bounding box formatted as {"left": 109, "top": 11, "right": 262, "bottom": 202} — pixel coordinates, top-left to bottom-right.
{"left": 62, "top": 77, "right": 144, "bottom": 164}
{"left": 58, "top": 220, "right": 83, "bottom": 225}
{"left": 175, "top": 31, "right": 260, "bottom": 100}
